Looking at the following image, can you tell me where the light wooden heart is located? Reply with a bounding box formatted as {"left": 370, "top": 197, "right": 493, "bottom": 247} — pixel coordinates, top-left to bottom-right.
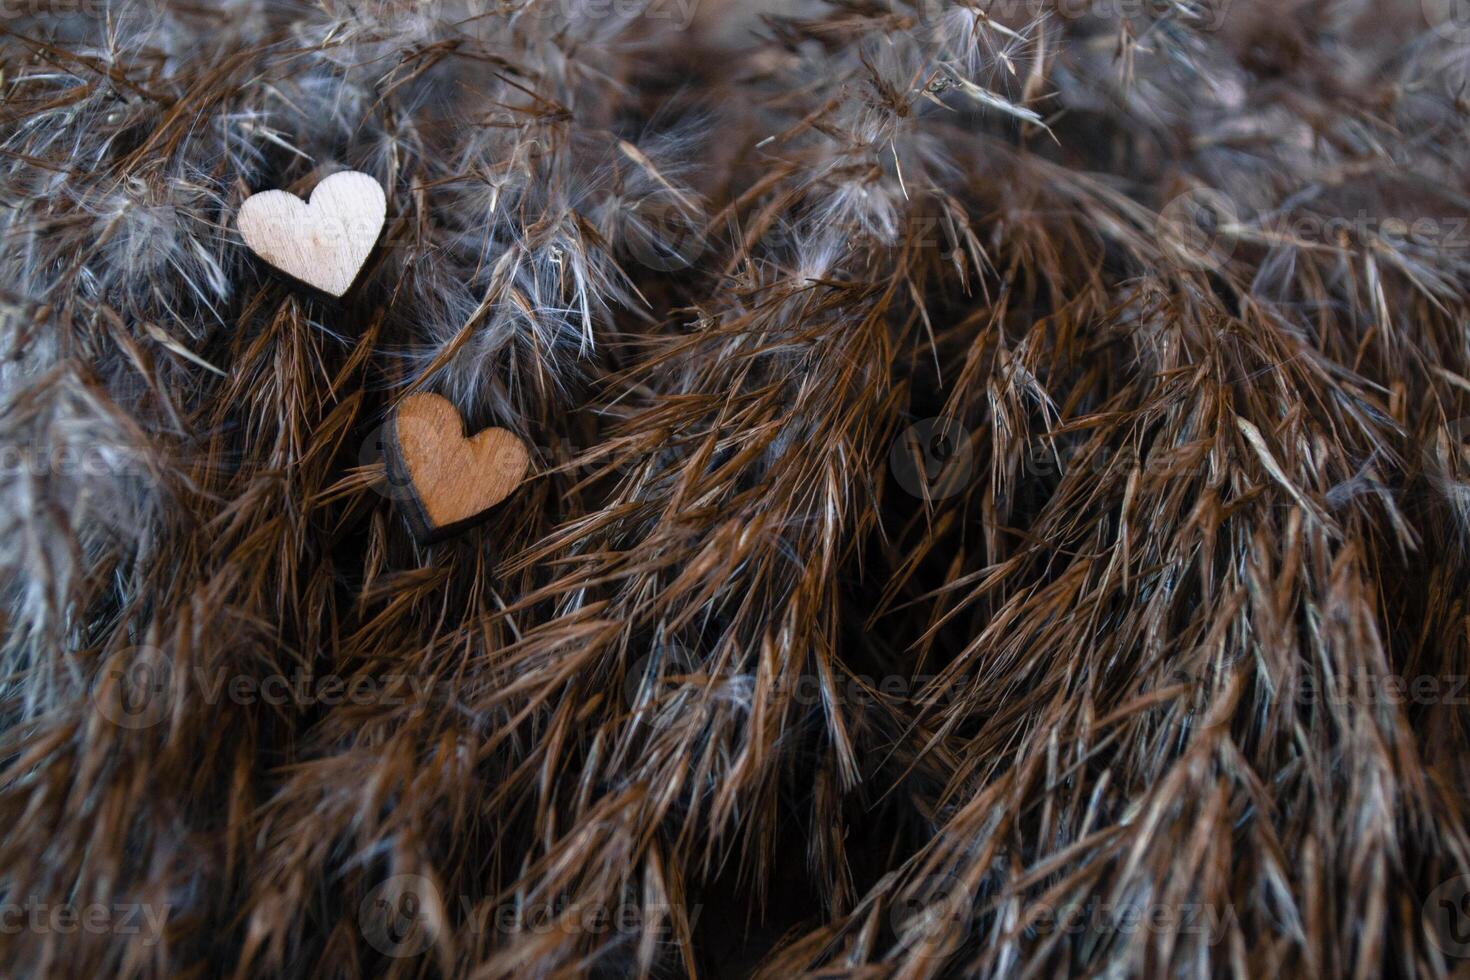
{"left": 236, "top": 171, "right": 386, "bottom": 297}
{"left": 385, "top": 393, "right": 531, "bottom": 543}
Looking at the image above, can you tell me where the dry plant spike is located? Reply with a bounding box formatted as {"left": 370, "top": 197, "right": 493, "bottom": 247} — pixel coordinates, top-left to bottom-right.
{"left": 236, "top": 171, "right": 386, "bottom": 296}
{"left": 11, "top": 4, "right": 1470, "bottom": 977}
{"left": 384, "top": 392, "right": 531, "bottom": 543}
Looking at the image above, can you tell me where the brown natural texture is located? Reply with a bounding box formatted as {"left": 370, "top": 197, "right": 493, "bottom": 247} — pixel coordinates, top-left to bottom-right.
{"left": 386, "top": 392, "right": 531, "bottom": 543}
{"left": 2, "top": 1, "right": 1470, "bottom": 978}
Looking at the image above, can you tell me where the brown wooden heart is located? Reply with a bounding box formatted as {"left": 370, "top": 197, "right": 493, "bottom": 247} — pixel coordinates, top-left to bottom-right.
{"left": 236, "top": 171, "right": 386, "bottom": 297}
{"left": 384, "top": 393, "right": 531, "bottom": 543}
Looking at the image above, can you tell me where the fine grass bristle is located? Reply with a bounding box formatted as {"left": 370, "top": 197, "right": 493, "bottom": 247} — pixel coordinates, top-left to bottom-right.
{"left": 2, "top": 1, "right": 1470, "bottom": 977}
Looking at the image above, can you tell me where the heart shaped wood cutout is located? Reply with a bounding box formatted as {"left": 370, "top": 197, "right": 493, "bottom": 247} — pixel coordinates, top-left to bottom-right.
{"left": 384, "top": 393, "right": 531, "bottom": 543}
{"left": 236, "top": 171, "right": 386, "bottom": 297}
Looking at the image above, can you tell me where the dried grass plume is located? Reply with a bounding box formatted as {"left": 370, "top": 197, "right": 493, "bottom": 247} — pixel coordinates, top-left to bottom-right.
{"left": 2, "top": 0, "right": 1470, "bottom": 977}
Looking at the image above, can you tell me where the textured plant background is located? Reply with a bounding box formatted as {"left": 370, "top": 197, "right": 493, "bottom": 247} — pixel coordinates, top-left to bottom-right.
{"left": 3, "top": 0, "right": 1470, "bottom": 976}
